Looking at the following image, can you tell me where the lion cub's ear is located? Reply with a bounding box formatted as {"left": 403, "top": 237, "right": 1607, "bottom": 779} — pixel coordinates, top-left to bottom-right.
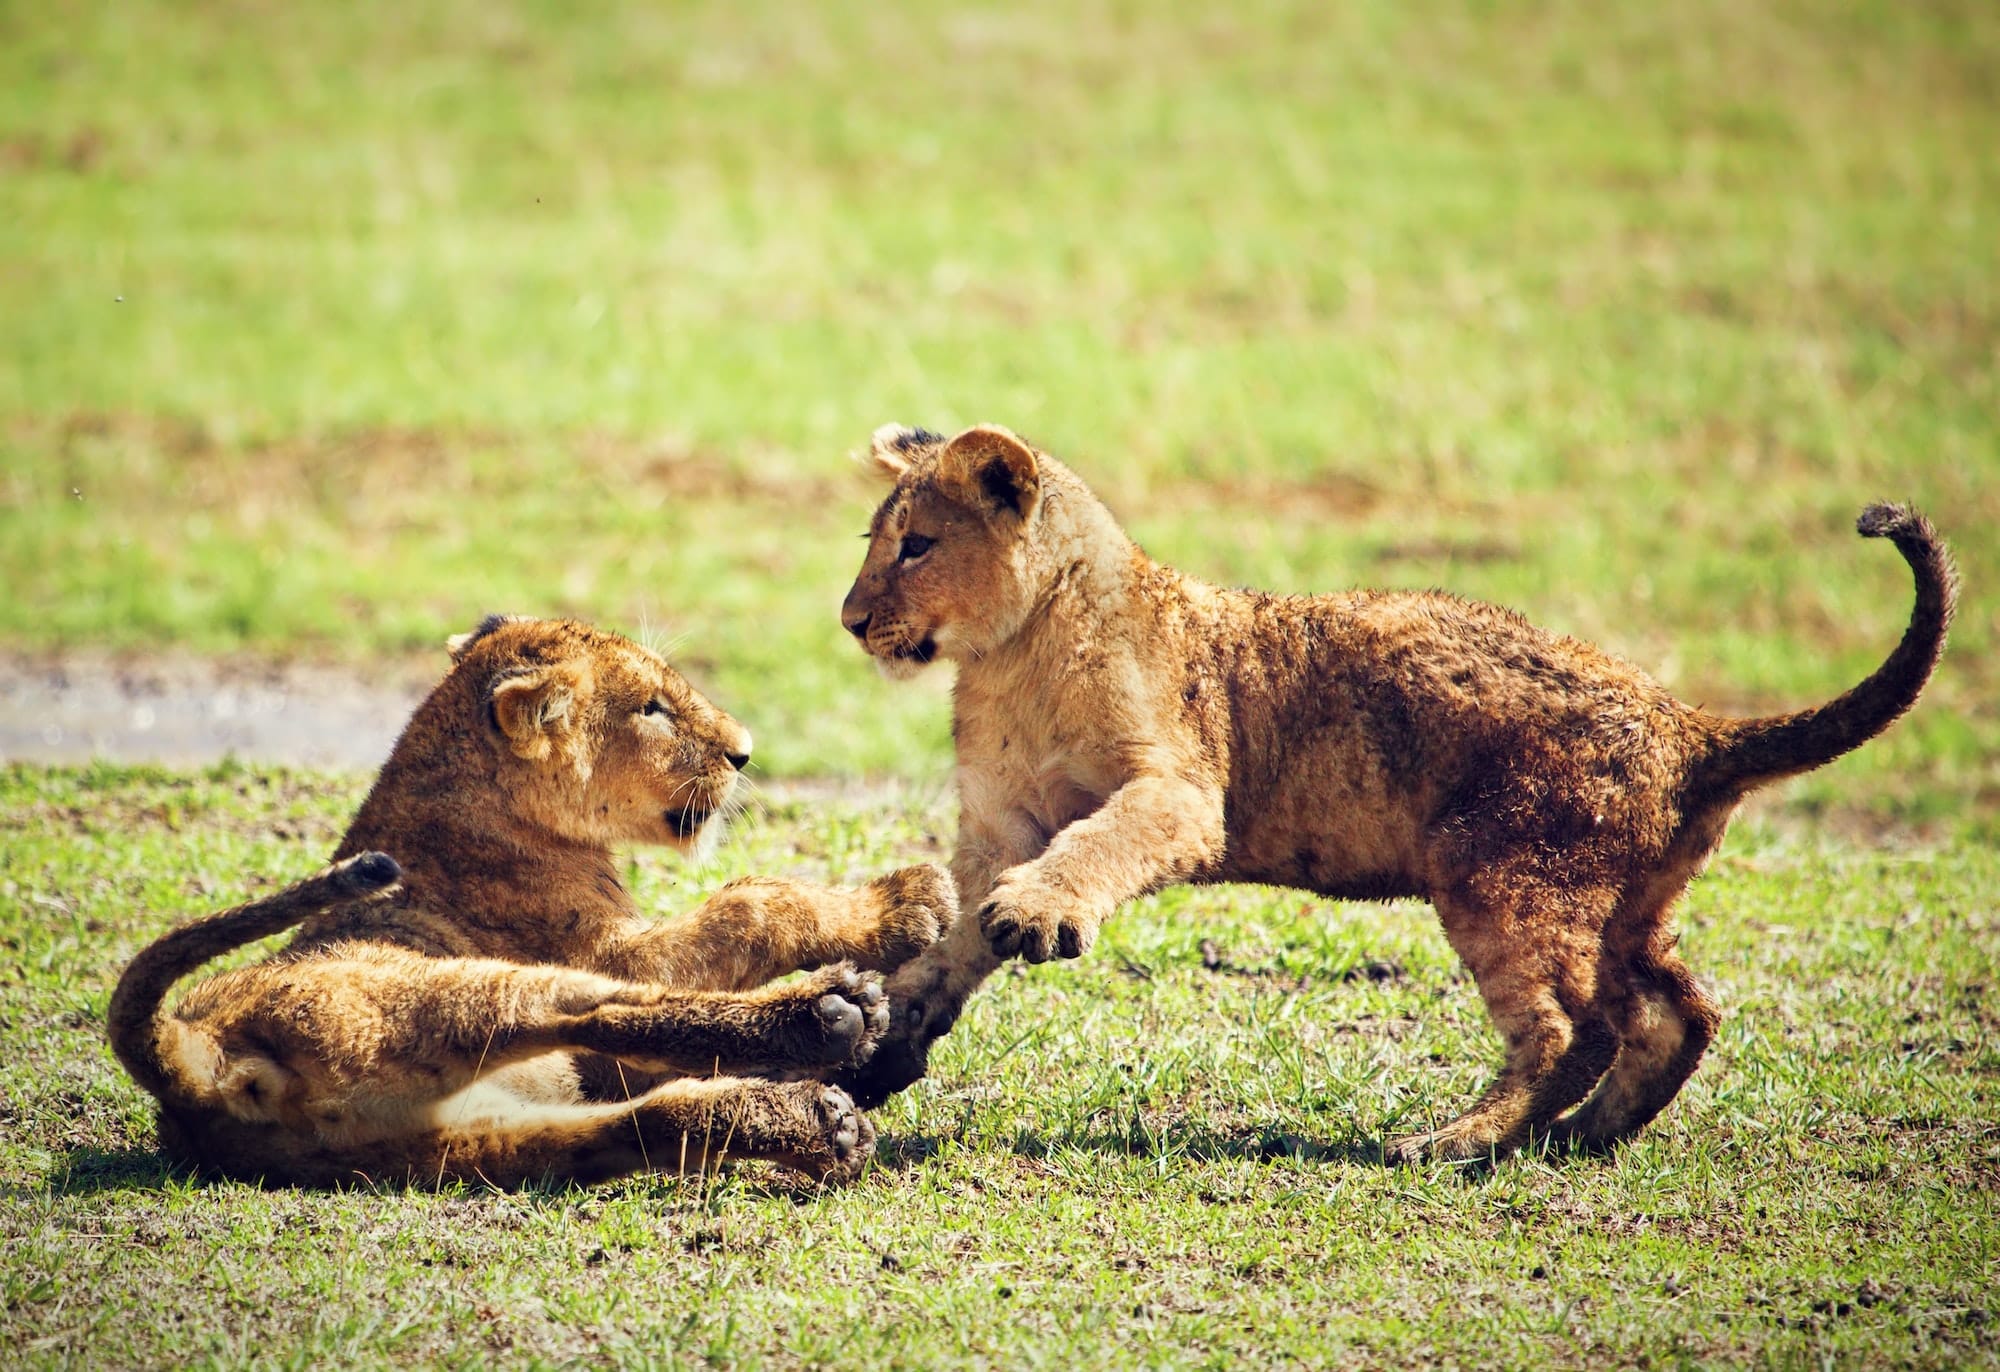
{"left": 491, "top": 666, "right": 584, "bottom": 761}
{"left": 939, "top": 425, "right": 1040, "bottom": 521}
{"left": 867, "top": 424, "right": 921, "bottom": 482}
{"left": 448, "top": 613, "right": 527, "bottom": 663}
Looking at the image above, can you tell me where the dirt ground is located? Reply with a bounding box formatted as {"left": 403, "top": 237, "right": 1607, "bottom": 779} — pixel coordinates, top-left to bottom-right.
{"left": 0, "top": 651, "right": 925, "bottom": 822}
{"left": 0, "top": 650, "right": 436, "bottom": 770}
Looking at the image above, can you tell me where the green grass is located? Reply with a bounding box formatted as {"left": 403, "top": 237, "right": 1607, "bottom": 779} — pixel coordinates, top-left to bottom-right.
{"left": 3, "top": 765, "right": 1997, "bottom": 1368}
{"left": 4, "top": 1, "right": 1999, "bottom": 1365}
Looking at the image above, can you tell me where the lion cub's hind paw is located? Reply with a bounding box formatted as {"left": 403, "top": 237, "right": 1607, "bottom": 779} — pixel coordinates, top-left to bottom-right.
{"left": 866, "top": 864, "right": 957, "bottom": 969}
{"left": 803, "top": 1084, "right": 877, "bottom": 1183}
{"left": 1384, "top": 1122, "right": 1514, "bottom": 1167}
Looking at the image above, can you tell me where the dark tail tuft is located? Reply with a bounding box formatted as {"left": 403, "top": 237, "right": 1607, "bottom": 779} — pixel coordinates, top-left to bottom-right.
{"left": 335, "top": 851, "right": 401, "bottom": 895}
{"left": 1857, "top": 501, "right": 1925, "bottom": 541}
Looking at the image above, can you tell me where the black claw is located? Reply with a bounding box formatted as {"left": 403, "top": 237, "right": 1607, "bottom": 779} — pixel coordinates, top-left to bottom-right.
{"left": 1056, "top": 924, "right": 1083, "bottom": 959}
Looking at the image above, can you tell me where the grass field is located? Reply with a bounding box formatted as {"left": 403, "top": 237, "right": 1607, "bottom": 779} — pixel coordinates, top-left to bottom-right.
{"left": 3, "top": 767, "right": 1996, "bottom": 1367}
{"left": 2, "top": 0, "right": 1997, "bottom": 1366}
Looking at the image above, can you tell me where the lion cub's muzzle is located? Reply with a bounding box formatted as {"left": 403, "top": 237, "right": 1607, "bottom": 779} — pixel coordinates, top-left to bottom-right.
{"left": 841, "top": 607, "right": 936, "bottom": 669}
{"left": 666, "top": 771, "right": 742, "bottom": 838}
{"left": 665, "top": 803, "right": 713, "bottom": 838}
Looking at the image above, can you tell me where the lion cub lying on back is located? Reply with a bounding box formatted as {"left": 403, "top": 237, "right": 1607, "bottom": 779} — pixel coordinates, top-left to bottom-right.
{"left": 111, "top": 615, "right": 953, "bottom": 1186}
{"left": 837, "top": 424, "right": 1954, "bottom": 1161}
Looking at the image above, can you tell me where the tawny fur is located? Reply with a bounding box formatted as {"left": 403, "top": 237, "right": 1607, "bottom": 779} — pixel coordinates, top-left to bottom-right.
{"left": 108, "top": 616, "right": 955, "bottom": 1187}
{"left": 835, "top": 424, "right": 1956, "bottom": 1161}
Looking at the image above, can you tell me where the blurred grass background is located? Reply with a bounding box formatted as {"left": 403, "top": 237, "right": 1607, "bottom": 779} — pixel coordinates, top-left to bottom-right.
{"left": 1, "top": 0, "right": 1993, "bottom": 820}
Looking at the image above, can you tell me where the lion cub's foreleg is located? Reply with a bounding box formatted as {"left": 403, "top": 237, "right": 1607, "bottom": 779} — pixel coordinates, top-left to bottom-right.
{"left": 975, "top": 775, "right": 1225, "bottom": 964}
{"left": 606, "top": 866, "right": 955, "bottom": 991}
{"left": 840, "top": 776, "right": 1225, "bottom": 1109}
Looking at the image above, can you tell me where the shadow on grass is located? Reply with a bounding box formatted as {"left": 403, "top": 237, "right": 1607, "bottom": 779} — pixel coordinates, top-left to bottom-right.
{"left": 40, "top": 1143, "right": 893, "bottom": 1206}
{"left": 45, "top": 1145, "right": 194, "bottom": 1195}
{"left": 1037, "top": 1124, "right": 1394, "bottom": 1168}
{"left": 875, "top": 1122, "right": 1615, "bottom": 1180}
{"left": 42, "top": 1129, "right": 1596, "bottom": 1201}
{"left": 874, "top": 1123, "right": 1391, "bottom": 1171}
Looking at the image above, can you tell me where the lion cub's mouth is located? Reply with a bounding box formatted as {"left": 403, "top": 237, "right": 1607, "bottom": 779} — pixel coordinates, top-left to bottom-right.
{"left": 891, "top": 637, "right": 937, "bottom": 665}
{"left": 665, "top": 804, "right": 714, "bottom": 838}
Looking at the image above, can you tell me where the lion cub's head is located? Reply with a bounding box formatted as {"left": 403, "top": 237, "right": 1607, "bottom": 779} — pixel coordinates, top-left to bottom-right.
{"left": 434, "top": 616, "right": 752, "bottom": 855}
{"left": 840, "top": 424, "right": 1052, "bottom": 679}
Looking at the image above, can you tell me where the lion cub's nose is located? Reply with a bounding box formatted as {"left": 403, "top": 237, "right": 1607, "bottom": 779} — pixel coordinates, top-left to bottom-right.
{"left": 843, "top": 612, "right": 871, "bottom": 641}
{"left": 725, "top": 749, "right": 750, "bottom": 771}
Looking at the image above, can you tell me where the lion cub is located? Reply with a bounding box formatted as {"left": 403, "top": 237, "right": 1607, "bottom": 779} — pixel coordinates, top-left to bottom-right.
{"left": 110, "top": 615, "right": 954, "bottom": 1186}
{"left": 836, "top": 424, "right": 1955, "bottom": 1162}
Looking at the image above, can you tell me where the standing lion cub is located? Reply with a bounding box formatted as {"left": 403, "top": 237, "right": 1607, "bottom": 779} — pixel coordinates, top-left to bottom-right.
{"left": 835, "top": 424, "right": 1954, "bottom": 1162}
{"left": 111, "top": 615, "right": 953, "bottom": 1186}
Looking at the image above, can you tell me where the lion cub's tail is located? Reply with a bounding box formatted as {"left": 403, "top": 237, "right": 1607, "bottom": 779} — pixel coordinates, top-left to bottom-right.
{"left": 107, "top": 852, "right": 401, "bottom": 1108}
{"left": 1697, "top": 503, "right": 1957, "bottom": 800}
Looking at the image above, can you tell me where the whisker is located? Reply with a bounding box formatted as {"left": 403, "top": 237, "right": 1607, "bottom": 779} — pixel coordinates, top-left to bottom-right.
{"left": 664, "top": 776, "right": 701, "bottom": 814}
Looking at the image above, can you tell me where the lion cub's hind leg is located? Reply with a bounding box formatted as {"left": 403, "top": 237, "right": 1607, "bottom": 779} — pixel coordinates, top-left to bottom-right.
{"left": 191, "top": 1077, "right": 877, "bottom": 1188}
{"left": 607, "top": 867, "right": 955, "bottom": 993}
{"left": 180, "top": 957, "right": 889, "bottom": 1142}
{"left": 415, "top": 1076, "right": 875, "bottom": 1186}
{"left": 1547, "top": 888, "right": 1722, "bottom": 1153}
{"left": 1390, "top": 867, "right": 1621, "bottom": 1164}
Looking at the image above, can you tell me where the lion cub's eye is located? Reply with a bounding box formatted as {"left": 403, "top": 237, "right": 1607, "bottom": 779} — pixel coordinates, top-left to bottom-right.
{"left": 641, "top": 699, "right": 669, "bottom": 718}
{"left": 897, "top": 533, "right": 934, "bottom": 563}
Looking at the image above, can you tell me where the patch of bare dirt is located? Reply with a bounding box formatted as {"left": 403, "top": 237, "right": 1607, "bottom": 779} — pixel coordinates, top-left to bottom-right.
{"left": 0, "top": 650, "right": 435, "bottom": 770}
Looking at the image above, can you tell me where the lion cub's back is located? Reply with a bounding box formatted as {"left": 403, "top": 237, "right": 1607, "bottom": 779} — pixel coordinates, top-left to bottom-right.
{"left": 1230, "top": 584, "right": 1696, "bottom": 798}
{"left": 1283, "top": 584, "right": 1681, "bottom": 712}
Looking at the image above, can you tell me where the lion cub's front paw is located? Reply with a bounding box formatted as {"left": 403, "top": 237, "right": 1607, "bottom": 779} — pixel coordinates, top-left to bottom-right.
{"left": 773, "top": 964, "right": 890, "bottom": 1068}
{"left": 978, "top": 878, "right": 1096, "bottom": 965}
{"left": 863, "top": 863, "right": 957, "bottom": 970}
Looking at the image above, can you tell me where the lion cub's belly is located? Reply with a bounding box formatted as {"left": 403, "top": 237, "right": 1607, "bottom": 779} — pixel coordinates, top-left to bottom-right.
{"left": 1221, "top": 742, "right": 1431, "bottom": 900}
{"left": 1225, "top": 809, "right": 1428, "bottom": 901}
